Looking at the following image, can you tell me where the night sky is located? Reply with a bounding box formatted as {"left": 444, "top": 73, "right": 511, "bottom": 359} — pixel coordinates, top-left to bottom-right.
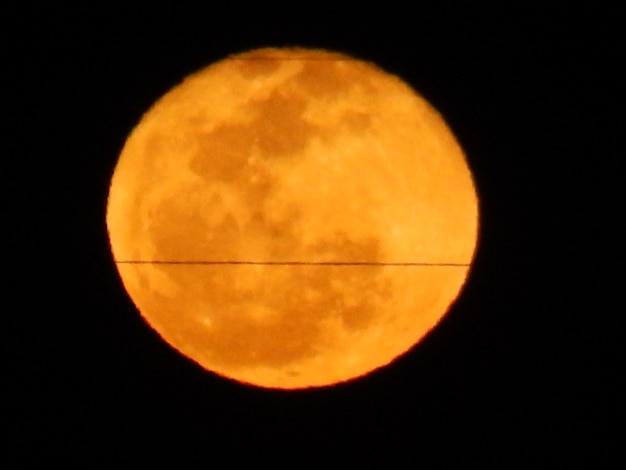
{"left": 8, "top": 5, "right": 615, "bottom": 466}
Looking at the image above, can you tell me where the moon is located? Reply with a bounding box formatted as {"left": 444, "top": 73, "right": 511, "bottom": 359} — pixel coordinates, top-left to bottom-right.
{"left": 106, "top": 47, "right": 479, "bottom": 389}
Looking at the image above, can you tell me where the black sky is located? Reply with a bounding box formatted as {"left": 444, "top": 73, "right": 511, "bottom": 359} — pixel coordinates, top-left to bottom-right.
{"left": 8, "top": 5, "right": 617, "bottom": 466}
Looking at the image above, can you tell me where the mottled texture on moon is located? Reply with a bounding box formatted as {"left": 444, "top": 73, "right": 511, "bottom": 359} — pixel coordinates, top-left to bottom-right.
{"left": 106, "top": 48, "right": 479, "bottom": 389}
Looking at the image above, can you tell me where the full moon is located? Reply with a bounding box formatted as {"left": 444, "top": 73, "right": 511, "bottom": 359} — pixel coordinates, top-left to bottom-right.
{"left": 106, "top": 47, "right": 479, "bottom": 389}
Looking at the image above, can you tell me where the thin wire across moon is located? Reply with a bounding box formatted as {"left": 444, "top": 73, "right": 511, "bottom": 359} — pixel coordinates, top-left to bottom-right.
{"left": 106, "top": 47, "right": 479, "bottom": 389}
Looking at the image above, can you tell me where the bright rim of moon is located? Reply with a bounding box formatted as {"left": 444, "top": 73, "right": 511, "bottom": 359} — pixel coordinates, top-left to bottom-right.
{"left": 106, "top": 47, "right": 479, "bottom": 389}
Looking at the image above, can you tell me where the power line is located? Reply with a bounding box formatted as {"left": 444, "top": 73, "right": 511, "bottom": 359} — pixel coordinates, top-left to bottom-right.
{"left": 115, "top": 260, "right": 469, "bottom": 266}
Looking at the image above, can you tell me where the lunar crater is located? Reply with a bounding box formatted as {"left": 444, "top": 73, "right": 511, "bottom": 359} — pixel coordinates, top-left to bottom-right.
{"left": 199, "top": 264, "right": 390, "bottom": 370}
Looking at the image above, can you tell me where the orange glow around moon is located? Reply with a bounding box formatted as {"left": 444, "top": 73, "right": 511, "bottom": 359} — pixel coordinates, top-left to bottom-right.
{"left": 106, "top": 47, "right": 479, "bottom": 389}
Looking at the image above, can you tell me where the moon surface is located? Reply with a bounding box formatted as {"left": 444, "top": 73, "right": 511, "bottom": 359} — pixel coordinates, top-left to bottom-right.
{"left": 106, "top": 47, "right": 479, "bottom": 389}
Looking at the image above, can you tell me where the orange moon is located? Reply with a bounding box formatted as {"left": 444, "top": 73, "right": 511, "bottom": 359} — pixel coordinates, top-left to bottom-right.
{"left": 106, "top": 47, "right": 479, "bottom": 389}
